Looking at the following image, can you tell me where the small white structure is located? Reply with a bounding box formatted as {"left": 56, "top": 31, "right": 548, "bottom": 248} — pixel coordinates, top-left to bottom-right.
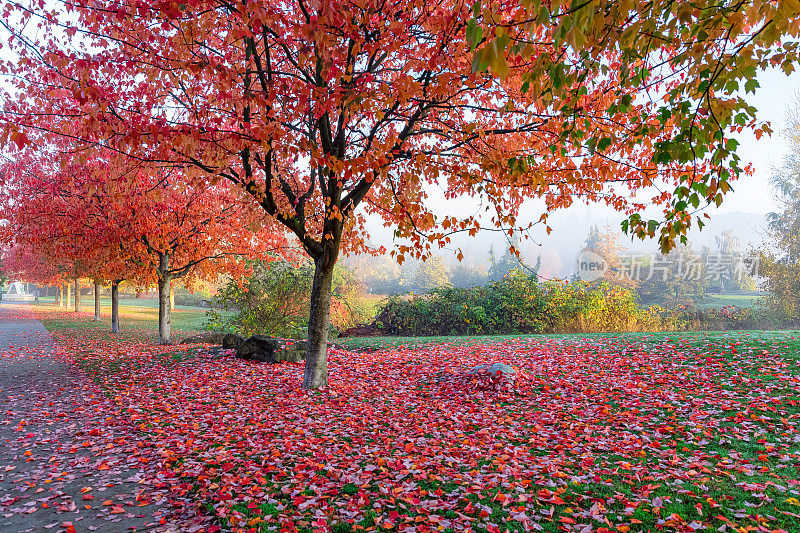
{"left": 3, "top": 281, "right": 36, "bottom": 302}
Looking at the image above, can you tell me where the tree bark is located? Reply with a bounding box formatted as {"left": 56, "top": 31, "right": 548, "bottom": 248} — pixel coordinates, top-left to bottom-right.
{"left": 111, "top": 281, "right": 120, "bottom": 333}
{"left": 93, "top": 280, "right": 101, "bottom": 321}
{"left": 157, "top": 252, "right": 172, "bottom": 345}
{"left": 170, "top": 289, "right": 175, "bottom": 311}
{"left": 302, "top": 250, "right": 338, "bottom": 389}
{"left": 73, "top": 278, "right": 80, "bottom": 313}
{"left": 58, "top": 285, "right": 64, "bottom": 307}
{"left": 65, "top": 283, "right": 71, "bottom": 308}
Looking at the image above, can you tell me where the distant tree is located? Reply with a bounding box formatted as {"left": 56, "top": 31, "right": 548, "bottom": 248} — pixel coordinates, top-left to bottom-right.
{"left": 449, "top": 262, "right": 488, "bottom": 289}
{"left": 635, "top": 243, "right": 709, "bottom": 306}
{"left": 759, "top": 105, "right": 800, "bottom": 318}
{"left": 702, "top": 230, "right": 756, "bottom": 293}
{"left": 583, "top": 225, "right": 636, "bottom": 289}
{"left": 0, "top": 244, "right": 70, "bottom": 303}
{"left": 414, "top": 256, "right": 450, "bottom": 292}
{"left": 584, "top": 226, "right": 602, "bottom": 251}
{"left": 488, "top": 237, "right": 534, "bottom": 283}
{"left": 398, "top": 260, "right": 419, "bottom": 292}
{"left": 351, "top": 254, "right": 402, "bottom": 295}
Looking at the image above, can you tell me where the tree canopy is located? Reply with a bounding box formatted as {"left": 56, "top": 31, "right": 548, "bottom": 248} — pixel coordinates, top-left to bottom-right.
{"left": 0, "top": 144, "right": 286, "bottom": 342}
{"left": 2, "top": 0, "right": 799, "bottom": 386}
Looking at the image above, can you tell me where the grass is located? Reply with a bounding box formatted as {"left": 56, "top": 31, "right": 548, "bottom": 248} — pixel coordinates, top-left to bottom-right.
{"left": 336, "top": 328, "right": 800, "bottom": 352}
{"left": 25, "top": 296, "right": 800, "bottom": 358}
{"left": 35, "top": 293, "right": 207, "bottom": 311}
{"left": 23, "top": 298, "right": 209, "bottom": 343}
{"left": 696, "top": 293, "right": 764, "bottom": 310}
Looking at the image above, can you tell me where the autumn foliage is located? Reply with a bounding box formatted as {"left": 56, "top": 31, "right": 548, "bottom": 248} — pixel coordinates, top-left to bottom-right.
{"left": 2, "top": 0, "right": 800, "bottom": 386}
{"left": 0, "top": 145, "right": 287, "bottom": 342}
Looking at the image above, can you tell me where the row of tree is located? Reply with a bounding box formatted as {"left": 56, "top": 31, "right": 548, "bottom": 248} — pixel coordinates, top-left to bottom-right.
{"left": 0, "top": 147, "right": 287, "bottom": 343}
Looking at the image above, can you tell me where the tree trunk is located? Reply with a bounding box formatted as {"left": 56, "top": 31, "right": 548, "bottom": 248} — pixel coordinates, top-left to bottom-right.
{"left": 73, "top": 278, "right": 80, "bottom": 313}
{"left": 65, "top": 283, "right": 71, "bottom": 308}
{"left": 58, "top": 286, "right": 64, "bottom": 307}
{"left": 302, "top": 252, "right": 338, "bottom": 389}
{"left": 93, "top": 280, "right": 101, "bottom": 321}
{"left": 170, "top": 289, "right": 175, "bottom": 311}
{"left": 111, "top": 281, "right": 120, "bottom": 333}
{"left": 157, "top": 252, "right": 172, "bottom": 345}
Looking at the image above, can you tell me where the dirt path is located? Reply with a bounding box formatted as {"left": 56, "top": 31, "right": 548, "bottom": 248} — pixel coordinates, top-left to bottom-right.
{"left": 0, "top": 306, "right": 211, "bottom": 533}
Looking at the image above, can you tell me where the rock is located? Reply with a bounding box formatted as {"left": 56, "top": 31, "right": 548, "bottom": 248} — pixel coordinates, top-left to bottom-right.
{"left": 468, "top": 362, "right": 516, "bottom": 379}
{"left": 339, "top": 324, "right": 381, "bottom": 338}
{"left": 235, "top": 335, "right": 307, "bottom": 363}
{"left": 468, "top": 364, "right": 488, "bottom": 374}
{"left": 236, "top": 335, "right": 280, "bottom": 362}
{"left": 222, "top": 333, "right": 246, "bottom": 350}
{"left": 180, "top": 332, "right": 226, "bottom": 345}
{"left": 207, "top": 347, "right": 228, "bottom": 360}
{"left": 278, "top": 340, "right": 308, "bottom": 363}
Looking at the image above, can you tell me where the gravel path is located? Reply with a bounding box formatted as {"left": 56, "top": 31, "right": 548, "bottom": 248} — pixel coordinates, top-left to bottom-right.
{"left": 0, "top": 305, "right": 207, "bottom": 533}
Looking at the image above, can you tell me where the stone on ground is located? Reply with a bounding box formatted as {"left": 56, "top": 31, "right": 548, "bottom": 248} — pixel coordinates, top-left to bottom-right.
{"left": 221, "top": 333, "right": 246, "bottom": 350}
{"left": 468, "top": 362, "right": 516, "bottom": 379}
{"left": 235, "top": 335, "right": 307, "bottom": 363}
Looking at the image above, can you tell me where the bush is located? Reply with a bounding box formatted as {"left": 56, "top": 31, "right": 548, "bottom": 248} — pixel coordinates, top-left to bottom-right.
{"left": 666, "top": 304, "right": 797, "bottom": 331}
{"left": 204, "top": 260, "right": 376, "bottom": 338}
{"left": 375, "top": 272, "right": 667, "bottom": 336}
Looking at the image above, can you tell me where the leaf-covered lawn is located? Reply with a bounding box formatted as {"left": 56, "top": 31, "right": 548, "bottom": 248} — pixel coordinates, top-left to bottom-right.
{"left": 37, "top": 307, "right": 800, "bottom": 533}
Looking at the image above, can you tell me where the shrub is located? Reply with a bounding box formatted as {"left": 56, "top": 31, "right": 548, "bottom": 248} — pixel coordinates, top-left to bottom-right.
{"left": 205, "top": 261, "right": 375, "bottom": 338}
{"left": 666, "top": 304, "right": 796, "bottom": 331}
{"left": 375, "top": 272, "right": 667, "bottom": 336}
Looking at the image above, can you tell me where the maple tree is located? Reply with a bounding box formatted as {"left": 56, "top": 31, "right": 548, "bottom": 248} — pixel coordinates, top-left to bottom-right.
{"left": 112, "top": 168, "right": 286, "bottom": 345}
{"left": 0, "top": 143, "right": 285, "bottom": 343}
{"left": 1, "top": 145, "right": 140, "bottom": 320}
{"left": 0, "top": 243, "right": 70, "bottom": 302}
{"left": 2, "top": 0, "right": 799, "bottom": 386}
{"left": 0, "top": 155, "right": 97, "bottom": 313}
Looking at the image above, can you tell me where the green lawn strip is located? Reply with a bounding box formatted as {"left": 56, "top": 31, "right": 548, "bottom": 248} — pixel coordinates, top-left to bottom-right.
{"left": 32, "top": 300, "right": 210, "bottom": 335}
{"left": 697, "top": 294, "right": 766, "bottom": 310}
{"left": 337, "top": 329, "right": 800, "bottom": 353}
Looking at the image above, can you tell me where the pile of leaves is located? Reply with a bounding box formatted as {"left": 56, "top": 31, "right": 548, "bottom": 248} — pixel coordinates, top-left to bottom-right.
{"left": 41, "top": 309, "right": 800, "bottom": 533}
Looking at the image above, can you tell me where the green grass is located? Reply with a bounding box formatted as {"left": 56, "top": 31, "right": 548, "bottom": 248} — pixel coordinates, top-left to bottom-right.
{"left": 27, "top": 296, "right": 800, "bottom": 356}
{"left": 35, "top": 293, "right": 206, "bottom": 310}
{"left": 696, "top": 293, "right": 764, "bottom": 309}
{"left": 28, "top": 298, "right": 209, "bottom": 342}
{"left": 336, "top": 328, "right": 800, "bottom": 351}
